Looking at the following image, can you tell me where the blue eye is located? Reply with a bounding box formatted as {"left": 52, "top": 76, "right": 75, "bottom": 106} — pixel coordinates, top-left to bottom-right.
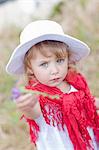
{"left": 40, "top": 62, "right": 48, "bottom": 68}
{"left": 57, "top": 58, "right": 65, "bottom": 64}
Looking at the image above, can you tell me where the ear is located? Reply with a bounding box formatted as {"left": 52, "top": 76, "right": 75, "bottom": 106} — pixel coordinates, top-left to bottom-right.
{"left": 26, "top": 68, "right": 38, "bottom": 82}
{"left": 29, "top": 74, "right": 38, "bottom": 82}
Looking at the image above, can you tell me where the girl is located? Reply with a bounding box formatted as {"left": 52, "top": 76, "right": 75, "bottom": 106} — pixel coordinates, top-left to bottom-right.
{"left": 6, "top": 20, "right": 99, "bottom": 150}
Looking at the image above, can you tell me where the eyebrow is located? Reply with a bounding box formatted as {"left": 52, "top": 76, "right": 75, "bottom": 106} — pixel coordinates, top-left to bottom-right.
{"left": 36, "top": 59, "right": 49, "bottom": 64}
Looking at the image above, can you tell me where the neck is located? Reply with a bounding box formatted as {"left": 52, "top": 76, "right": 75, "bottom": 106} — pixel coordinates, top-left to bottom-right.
{"left": 56, "top": 81, "right": 71, "bottom": 94}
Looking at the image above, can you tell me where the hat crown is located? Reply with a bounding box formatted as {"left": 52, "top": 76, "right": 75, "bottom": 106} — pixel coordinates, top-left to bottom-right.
{"left": 20, "top": 20, "right": 64, "bottom": 44}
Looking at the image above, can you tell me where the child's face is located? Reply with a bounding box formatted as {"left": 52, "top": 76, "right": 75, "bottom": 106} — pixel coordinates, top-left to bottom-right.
{"left": 30, "top": 50, "right": 68, "bottom": 87}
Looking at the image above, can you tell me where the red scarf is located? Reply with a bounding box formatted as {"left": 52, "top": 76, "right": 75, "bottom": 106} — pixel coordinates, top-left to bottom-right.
{"left": 22, "top": 70, "right": 99, "bottom": 150}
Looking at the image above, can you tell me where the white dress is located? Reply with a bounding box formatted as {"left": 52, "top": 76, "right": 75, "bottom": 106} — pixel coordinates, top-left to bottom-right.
{"left": 35, "top": 85, "right": 98, "bottom": 150}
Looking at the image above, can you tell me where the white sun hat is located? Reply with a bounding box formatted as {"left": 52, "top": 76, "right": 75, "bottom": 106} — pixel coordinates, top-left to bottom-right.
{"left": 6, "top": 20, "right": 90, "bottom": 75}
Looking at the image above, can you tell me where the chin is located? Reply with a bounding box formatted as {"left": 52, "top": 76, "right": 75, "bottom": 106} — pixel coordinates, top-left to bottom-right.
{"left": 48, "top": 81, "right": 62, "bottom": 87}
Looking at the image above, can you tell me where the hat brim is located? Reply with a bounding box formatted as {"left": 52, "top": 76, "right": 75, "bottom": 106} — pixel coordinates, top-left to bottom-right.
{"left": 6, "top": 33, "right": 90, "bottom": 75}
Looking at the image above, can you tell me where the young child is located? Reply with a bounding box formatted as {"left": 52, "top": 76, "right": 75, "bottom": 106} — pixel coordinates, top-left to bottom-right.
{"left": 6, "top": 20, "right": 99, "bottom": 150}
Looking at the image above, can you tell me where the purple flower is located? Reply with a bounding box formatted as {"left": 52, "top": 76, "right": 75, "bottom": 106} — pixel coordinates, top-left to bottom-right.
{"left": 11, "top": 87, "right": 21, "bottom": 100}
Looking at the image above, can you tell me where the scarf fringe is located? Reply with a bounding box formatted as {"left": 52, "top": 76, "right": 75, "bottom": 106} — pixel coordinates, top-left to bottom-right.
{"left": 21, "top": 71, "right": 99, "bottom": 150}
{"left": 20, "top": 115, "right": 40, "bottom": 145}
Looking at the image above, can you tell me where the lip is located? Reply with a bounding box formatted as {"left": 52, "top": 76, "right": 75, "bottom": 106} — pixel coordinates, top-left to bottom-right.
{"left": 50, "top": 78, "right": 60, "bottom": 82}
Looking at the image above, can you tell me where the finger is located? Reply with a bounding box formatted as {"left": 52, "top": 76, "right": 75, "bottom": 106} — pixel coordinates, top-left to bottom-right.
{"left": 17, "top": 99, "right": 36, "bottom": 108}
{"left": 18, "top": 102, "right": 39, "bottom": 113}
{"left": 18, "top": 105, "right": 32, "bottom": 112}
{"left": 16, "top": 93, "right": 33, "bottom": 102}
{"left": 16, "top": 93, "right": 38, "bottom": 103}
{"left": 16, "top": 95, "right": 38, "bottom": 107}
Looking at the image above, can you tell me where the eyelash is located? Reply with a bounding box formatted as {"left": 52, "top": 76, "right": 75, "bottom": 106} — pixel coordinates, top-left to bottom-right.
{"left": 40, "top": 58, "right": 65, "bottom": 67}
{"left": 56, "top": 58, "right": 65, "bottom": 63}
{"left": 40, "top": 62, "right": 48, "bottom": 67}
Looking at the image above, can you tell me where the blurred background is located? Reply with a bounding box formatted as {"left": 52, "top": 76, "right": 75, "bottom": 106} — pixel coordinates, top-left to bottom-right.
{"left": 0, "top": 0, "right": 99, "bottom": 149}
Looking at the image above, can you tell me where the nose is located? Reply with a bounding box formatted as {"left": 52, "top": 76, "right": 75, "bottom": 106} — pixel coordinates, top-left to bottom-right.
{"left": 50, "top": 64, "right": 59, "bottom": 75}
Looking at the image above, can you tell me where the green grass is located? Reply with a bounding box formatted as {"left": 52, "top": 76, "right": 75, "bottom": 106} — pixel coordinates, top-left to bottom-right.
{"left": 0, "top": 75, "right": 15, "bottom": 94}
{"left": 49, "top": 1, "right": 64, "bottom": 18}
{"left": 79, "top": 0, "right": 89, "bottom": 8}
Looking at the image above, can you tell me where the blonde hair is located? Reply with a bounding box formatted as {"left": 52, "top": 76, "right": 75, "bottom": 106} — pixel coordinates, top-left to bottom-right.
{"left": 24, "top": 40, "right": 77, "bottom": 81}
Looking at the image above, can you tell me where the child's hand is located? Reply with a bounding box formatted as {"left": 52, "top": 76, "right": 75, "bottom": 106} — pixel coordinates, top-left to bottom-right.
{"left": 15, "top": 93, "right": 42, "bottom": 120}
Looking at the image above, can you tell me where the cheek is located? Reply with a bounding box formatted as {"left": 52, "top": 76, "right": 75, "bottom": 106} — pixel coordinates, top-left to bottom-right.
{"left": 33, "top": 68, "right": 49, "bottom": 83}
{"left": 61, "top": 62, "right": 68, "bottom": 73}
{"left": 59, "top": 63, "right": 68, "bottom": 78}
{"left": 35, "top": 73, "right": 49, "bottom": 84}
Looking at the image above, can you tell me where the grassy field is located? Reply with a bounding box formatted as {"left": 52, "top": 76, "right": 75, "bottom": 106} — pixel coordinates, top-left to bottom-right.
{"left": 0, "top": 0, "right": 99, "bottom": 150}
